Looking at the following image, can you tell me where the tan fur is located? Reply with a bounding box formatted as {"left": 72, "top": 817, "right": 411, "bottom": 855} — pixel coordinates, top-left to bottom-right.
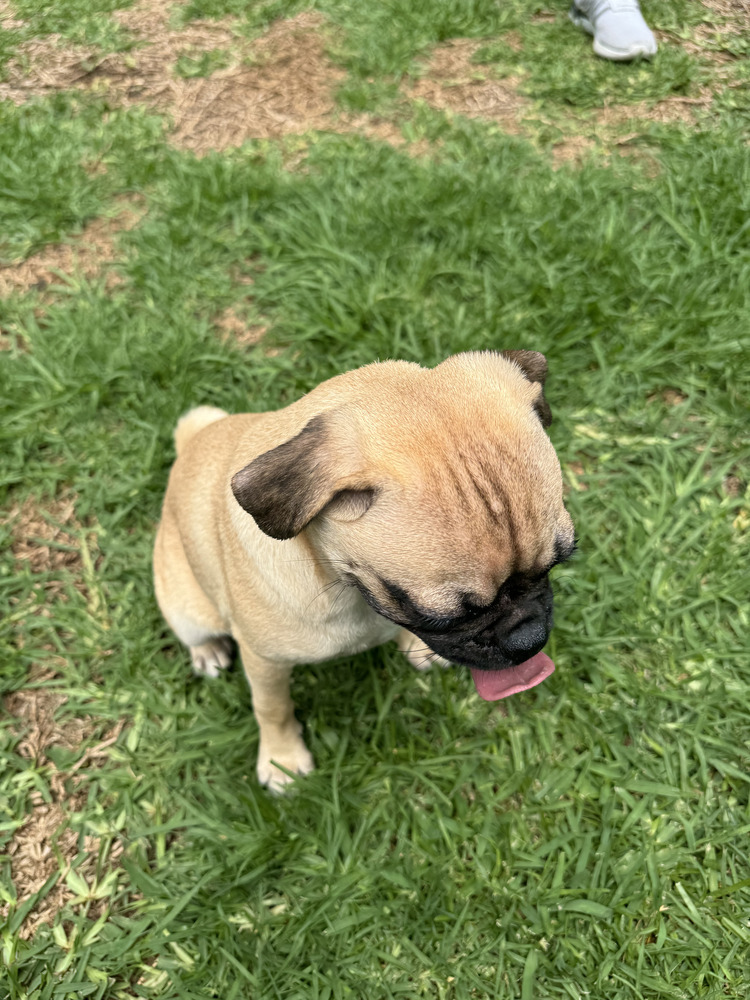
{"left": 153, "top": 353, "right": 573, "bottom": 790}
{"left": 174, "top": 405, "right": 228, "bottom": 456}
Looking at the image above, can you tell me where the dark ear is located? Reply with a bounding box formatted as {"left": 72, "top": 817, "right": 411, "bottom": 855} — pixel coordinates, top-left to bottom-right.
{"left": 231, "top": 416, "right": 371, "bottom": 540}
{"left": 500, "top": 349, "right": 552, "bottom": 428}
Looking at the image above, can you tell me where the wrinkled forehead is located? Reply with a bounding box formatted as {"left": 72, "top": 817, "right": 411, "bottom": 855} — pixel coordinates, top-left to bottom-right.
{"left": 395, "top": 426, "right": 564, "bottom": 537}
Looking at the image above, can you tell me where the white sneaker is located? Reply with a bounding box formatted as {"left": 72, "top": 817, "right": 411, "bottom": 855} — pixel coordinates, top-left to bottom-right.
{"left": 570, "top": 0, "right": 658, "bottom": 61}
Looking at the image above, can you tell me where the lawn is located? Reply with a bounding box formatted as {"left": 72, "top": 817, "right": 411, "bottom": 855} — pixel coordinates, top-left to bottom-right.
{"left": 1, "top": 0, "right": 749, "bottom": 997}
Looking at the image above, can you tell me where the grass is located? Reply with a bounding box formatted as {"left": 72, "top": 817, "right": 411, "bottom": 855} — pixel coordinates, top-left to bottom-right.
{"left": 1, "top": 0, "right": 750, "bottom": 997}
{"left": 174, "top": 48, "right": 231, "bottom": 79}
{"left": 473, "top": 26, "right": 699, "bottom": 108}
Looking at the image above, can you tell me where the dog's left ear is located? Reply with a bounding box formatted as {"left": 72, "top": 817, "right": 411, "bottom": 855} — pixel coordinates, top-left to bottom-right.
{"left": 231, "top": 414, "right": 373, "bottom": 540}
{"left": 500, "top": 349, "right": 552, "bottom": 428}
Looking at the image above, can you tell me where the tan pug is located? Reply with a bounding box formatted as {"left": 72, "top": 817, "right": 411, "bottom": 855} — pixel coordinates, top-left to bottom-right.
{"left": 153, "top": 351, "right": 575, "bottom": 791}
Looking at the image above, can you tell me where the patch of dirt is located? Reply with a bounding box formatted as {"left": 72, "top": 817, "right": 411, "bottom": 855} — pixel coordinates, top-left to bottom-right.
{"left": 684, "top": 22, "right": 742, "bottom": 58}
{"left": 0, "top": 195, "right": 146, "bottom": 295}
{"left": 0, "top": 35, "right": 100, "bottom": 101}
{"left": 701, "top": 0, "right": 750, "bottom": 24}
{"left": 122, "top": 9, "right": 343, "bottom": 152}
{"left": 215, "top": 306, "right": 268, "bottom": 348}
{"left": 597, "top": 89, "right": 715, "bottom": 128}
{"left": 335, "top": 112, "right": 436, "bottom": 157}
{"left": 407, "top": 36, "right": 710, "bottom": 155}
{"left": 503, "top": 31, "right": 523, "bottom": 53}
{"left": 0, "top": 326, "right": 27, "bottom": 351}
{"left": 565, "top": 460, "right": 590, "bottom": 493}
{"left": 8, "top": 494, "right": 84, "bottom": 576}
{"left": 550, "top": 134, "right": 598, "bottom": 166}
{"left": 408, "top": 38, "right": 528, "bottom": 134}
{"left": 1, "top": 678, "right": 125, "bottom": 940}
{"left": 4, "top": 492, "right": 103, "bottom": 618}
{"left": 648, "top": 388, "right": 688, "bottom": 405}
{"left": 543, "top": 88, "right": 713, "bottom": 170}
{"left": 723, "top": 474, "right": 744, "bottom": 498}
{"left": 2, "top": 493, "right": 118, "bottom": 938}
{"left": 0, "top": 3, "right": 346, "bottom": 152}
{"left": 0, "top": 0, "right": 25, "bottom": 29}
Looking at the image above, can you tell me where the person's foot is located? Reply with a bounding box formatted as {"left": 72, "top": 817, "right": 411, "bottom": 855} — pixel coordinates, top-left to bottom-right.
{"left": 569, "top": 0, "right": 658, "bottom": 61}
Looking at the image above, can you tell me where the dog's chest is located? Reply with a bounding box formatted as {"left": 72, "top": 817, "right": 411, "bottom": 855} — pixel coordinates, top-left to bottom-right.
{"left": 293, "top": 583, "right": 399, "bottom": 663}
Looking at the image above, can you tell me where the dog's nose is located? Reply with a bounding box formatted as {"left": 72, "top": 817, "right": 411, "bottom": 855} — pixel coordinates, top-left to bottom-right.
{"left": 502, "top": 619, "right": 548, "bottom": 664}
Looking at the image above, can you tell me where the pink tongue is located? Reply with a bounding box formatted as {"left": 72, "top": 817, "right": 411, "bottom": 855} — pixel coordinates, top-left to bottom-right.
{"left": 470, "top": 652, "right": 555, "bottom": 701}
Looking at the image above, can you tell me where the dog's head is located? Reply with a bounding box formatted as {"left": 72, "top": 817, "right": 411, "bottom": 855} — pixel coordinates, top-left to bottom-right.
{"left": 232, "top": 351, "right": 575, "bottom": 691}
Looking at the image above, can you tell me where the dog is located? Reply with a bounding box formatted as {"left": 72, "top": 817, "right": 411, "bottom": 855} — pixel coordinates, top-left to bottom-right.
{"left": 153, "top": 351, "right": 575, "bottom": 790}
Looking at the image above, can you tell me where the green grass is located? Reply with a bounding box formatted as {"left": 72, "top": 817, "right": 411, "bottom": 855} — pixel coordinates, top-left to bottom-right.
{"left": 474, "top": 25, "right": 699, "bottom": 108}
{"left": 0, "top": 96, "right": 165, "bottom": 263}
{"left": 174, "top": 47, "right": 231, "bottom": 78}
{"left": 176, "top": 0, "right": 714, "bottom": 108}
{"left": 2, "top": 1, "right": 750, "bottom": 997}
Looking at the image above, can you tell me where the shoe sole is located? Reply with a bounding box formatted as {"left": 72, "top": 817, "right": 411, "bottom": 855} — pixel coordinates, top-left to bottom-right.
{"left": 593, "top": 38, "right": 657, "bottom": 60}
{"left": 569, "top": 7, "right": 657, "bottom": 61}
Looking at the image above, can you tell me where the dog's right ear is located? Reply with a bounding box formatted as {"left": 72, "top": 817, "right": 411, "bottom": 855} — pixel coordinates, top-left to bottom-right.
{"left": 500, "top": 349, "right": 552, "bottom": 428}
{"left": 231, "top": 415, "right": 372, "bottom": 540}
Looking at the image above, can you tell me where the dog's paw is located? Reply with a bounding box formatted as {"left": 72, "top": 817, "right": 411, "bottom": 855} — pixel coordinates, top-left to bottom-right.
{"left": 397, "top": 630, "right": 452, "bottom": 671}
{"left": 190, "top": 637, "right": 233, "bottom": 679}
{"left": 257, "top": 738, "right": 315, "bottom": 794}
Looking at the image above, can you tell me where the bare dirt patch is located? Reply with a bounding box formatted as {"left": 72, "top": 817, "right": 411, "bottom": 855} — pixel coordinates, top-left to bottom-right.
{"left": 0, "top": 3, "right": 347, "bottom": 152}
{"left": 3, "top": 493, "right": 119, "bottom": 939}
{"left": 701, "top": 0, "right": 750, "bottom": 25}
{"left": 408, "top": 38, "right": 528, "bottom": 135}
{"left": 335, "top": 112, "right": 436, "bottom": 157}
{"left": 723, "top": 474, "right": 744, "bottom": 498}
{"left": 215, "top": 305, "right": 268, "bottom": 348}
{"left": 597, "top": 89, "right": 715, "bottom": 129}
{"left": 108, "top": 7, "right": 345, "bottom": 153}
{"left": 0, "top": 195, "right": 146, "bottom": 295}
{"left": 2, "top": 676, "right": 125, "bottom": 940}
{"left": 0, "top": 0, "right": 25, "bottom": 30}
{"left": 410, "top": 33, "right": 718, "bottom": 160}
{"left": 550, "top": 134, "right": 599, "bottom": 167}
{"left": 4, "top": 492, "right": 102, "bottom": 610}
{"left": 9, "top": 494, "right": 85, "bottom": 577}
{"left": 647, "top": 387, "right": 689, "bottom": 405}
{"left": 0, "top": 35, "right": 99, "bottom": 101}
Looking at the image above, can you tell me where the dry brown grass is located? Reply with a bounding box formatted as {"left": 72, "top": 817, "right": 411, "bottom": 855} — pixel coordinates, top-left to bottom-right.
{"left": 0, "top": 195, "right": 146, "bottom": 296}
{"left": 2, "top": 673, "right": 125, "bottom": 940}
{"left": 0, "top": 0, "right": 25, "bottom": 29}
{"left": 214, "top": 305, "right": 268, "bottom": 348}
{"left": 2, "top": 492, "right": 121, "bottom": 938}
{"left": 4, "top": 491, "right": 104, "bottom": 620}
{"left": 701, "top": 0, "right": 750, "bottom": 24}
{"left": 103, "top": 6, "right": 345, "bottom": 153}
{"left": 406, "top": 35, "right": 715, "bottom": 168}
{"left": 0, "top": 1, "right": 347, "bottom": 153}
{"left": 8, "top": 494, "right": 86, "bottom": 578}
{"left": 597, "top": 88, "right": 715, "bottom": 128}
{"left": 408, "top": 38, "right": 528, "bottom": 135}
{"left": 1, "top": 0, "right": 739, "bottom": 169}
{"left": 0, "top": 35, "right": 99, "bottom": 101}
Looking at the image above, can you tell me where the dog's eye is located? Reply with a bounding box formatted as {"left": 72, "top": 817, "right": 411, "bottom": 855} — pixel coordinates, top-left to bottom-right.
{"left": 420, "top": 615, "right": 456, "bottom": 633}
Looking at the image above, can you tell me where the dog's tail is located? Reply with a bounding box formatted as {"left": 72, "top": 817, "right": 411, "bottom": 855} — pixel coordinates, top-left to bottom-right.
{"left": 174, "top": 406, "right": 228, "bottom": 456}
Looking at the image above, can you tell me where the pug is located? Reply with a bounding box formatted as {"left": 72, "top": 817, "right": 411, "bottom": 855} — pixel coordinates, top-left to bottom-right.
{"left": 153, "top": 351, "right": 575, "bottom": 791}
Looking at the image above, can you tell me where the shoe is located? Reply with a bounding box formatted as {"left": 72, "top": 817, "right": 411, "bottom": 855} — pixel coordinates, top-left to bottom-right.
{"left": 570, "top": 0, "right": 658, "bottom": 61}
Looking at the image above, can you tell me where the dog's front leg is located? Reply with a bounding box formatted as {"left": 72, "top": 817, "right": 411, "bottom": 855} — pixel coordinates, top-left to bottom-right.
{"left": 238, "top": 641, "right": 314, "bottom": 792}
